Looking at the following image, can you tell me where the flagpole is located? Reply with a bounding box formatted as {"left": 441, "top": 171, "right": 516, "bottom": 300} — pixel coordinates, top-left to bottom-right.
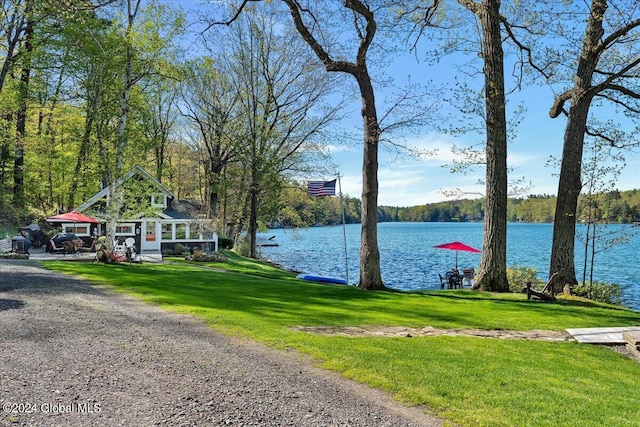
{"left": 337, "top": 174, "right": 349, "bottom": 284}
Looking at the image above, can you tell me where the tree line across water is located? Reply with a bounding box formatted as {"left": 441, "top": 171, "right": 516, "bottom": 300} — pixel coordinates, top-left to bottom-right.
{"left": 273, "top": 186, "right": 640, "bottom": 227}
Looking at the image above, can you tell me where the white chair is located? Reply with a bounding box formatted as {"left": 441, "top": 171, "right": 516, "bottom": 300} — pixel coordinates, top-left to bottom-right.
{"left": 113, "top": 238, "right": 128, "bottom": 257}
{"left": 462, "top": 268, "right": 475, "bottom": 286}
{"left": 124, "top": 237, "right": 136, "bottom": 261}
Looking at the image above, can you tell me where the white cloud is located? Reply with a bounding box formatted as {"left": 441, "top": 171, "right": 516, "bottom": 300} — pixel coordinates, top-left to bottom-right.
{"left": 334, "top": 132, "right": 488, "bottom": 205}
{"left": 335, "top": 172, "right": 361, "bottom": 199}
{"left": 389, "top": 134, "right": 491, "bottom": 171}
{"left": 507, "top": 151, "right": 538, "bottom": 167}
{"left": 331, "top": 130, "right": 586, "bottom": 206}
{"left": 326, "top": 143, "right": 357, "bottom": 154}
{"left": 336, "top": 159, "right": 487, "bottom": 206}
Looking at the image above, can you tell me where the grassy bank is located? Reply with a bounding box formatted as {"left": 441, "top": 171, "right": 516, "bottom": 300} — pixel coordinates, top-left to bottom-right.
{"left": 43, "top": 253, "right": 640, "bottom": 427}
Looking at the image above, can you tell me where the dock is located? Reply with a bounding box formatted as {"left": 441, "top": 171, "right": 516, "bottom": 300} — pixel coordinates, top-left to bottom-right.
{"left": 567, "top": 327, "right": 640, "bottom": 361}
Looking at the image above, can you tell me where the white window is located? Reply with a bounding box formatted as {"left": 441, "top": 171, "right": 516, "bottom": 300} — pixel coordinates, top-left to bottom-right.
{"left": 175, "top": 223, "right": 187, "bottom": 239}
{"left": 115, "top": 223, "right": 135, "bottom": 235}
{"left": 158, "top": 221, "right": 212, "bottom": 242}
{"left": 62, "top": 223, "right": 90, "bottom": 236}
{"left": 188, "top": 224, "right": 200, "bottom": 239}
{"left": 161, "top": 223, "right": 173, "bottom": 240}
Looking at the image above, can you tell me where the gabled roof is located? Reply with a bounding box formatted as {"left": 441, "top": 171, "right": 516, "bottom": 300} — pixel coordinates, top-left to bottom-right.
{"left": 75, "top": 165, "right": 175, "bottom": 213}
{"left": 164, "top": 199, "right": 207, "bottom": 219}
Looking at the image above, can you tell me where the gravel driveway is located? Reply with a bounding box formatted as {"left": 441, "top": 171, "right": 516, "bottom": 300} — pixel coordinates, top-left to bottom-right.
{"left": 0, "top": 260, "right": 442, "bottom": 426}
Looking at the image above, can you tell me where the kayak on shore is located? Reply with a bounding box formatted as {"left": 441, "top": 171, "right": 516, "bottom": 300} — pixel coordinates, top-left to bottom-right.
{"left": 296, "top": 273, "right": 348, "bottom": 285}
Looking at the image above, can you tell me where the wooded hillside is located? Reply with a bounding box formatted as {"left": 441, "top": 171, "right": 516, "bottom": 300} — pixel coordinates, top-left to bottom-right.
{"left": 272, "top": 186, "right": 640, "bottom": 227}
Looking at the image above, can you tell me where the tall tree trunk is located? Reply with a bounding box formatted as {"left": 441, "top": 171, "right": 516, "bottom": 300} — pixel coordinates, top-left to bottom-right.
{"left": 155, "top": 143, "right": 164, "bottom": 182}
{"left": 248, "top": 185, "right": 259, "bottom": 259}
{"left": 0, "top": 0, "right": 28, "bottom": 94}
{"left": 13, "top": 11, "right": 33, "bottom": 211}
{"left": 0, "top": 114, "right": 14, "bottom": 200}
{"left": 68, "top": 114, "right": 94, "bottom": 209}
{"left": 69, "top": 73, "right": 101, "bottom": 209}
{"left": 549, "top": 0, "right": 604, "bottom": 293}
{"left": 356, "top": 71, "right": 384, "bottom": 290}
{"left": 473, "top": 0, "right": 509, "bottom": 291}
{"left": 114, "top": 35, "right": 134, "bottom": 181}
{"left": 550, "top": 101, "right": 590, "bottom": 291}
{"left": 106, "top": 0, "right": 140, "bottom": 247}
{"left": 208, "top": 170, "right": 220, "bottom": 217}
{"left": 205, "top": 154, "right": 224, "bottom": 217}
{"left": 39, "top": 57, "right": 65, "bottom": 212}
{"left": 280, "top": 0, "right": 384, "bottom": 290}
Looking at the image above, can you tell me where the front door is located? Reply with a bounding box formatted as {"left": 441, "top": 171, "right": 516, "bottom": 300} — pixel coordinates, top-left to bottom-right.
{"left": 142, "top": 220, "right": 159, "bottom": 252}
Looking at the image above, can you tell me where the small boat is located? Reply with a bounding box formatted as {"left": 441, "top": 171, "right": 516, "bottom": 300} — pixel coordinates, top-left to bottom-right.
{"left": 257, "top": 235, "right": 279, "bottom": 247}
{"left": 296, "top": 273, "right": 348, "bottom": 285}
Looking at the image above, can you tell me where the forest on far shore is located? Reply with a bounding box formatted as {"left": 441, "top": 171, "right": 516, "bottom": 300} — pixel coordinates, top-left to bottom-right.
{"left": 272, "top": 186, "right": 640, "bottom": 228}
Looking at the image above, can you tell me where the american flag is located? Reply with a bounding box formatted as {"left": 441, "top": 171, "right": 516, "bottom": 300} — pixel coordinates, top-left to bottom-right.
{"left": 307, "top": 179, "right": 337, "bottom": 196}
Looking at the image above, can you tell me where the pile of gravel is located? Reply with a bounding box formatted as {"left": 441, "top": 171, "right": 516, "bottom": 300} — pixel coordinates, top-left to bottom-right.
{"left": 0, "top": 260, "right": 441, "bottom": 426}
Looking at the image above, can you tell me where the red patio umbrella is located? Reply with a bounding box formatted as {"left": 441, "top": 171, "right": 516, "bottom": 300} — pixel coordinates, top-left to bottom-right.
{"left": 47, "top": 210, "right": 100, "bottom": 235}
{"left": 46, "top": 210, "right": 99, "bottom": 223}
{"left": 433, "top": 241, "right": 481, "bottom": 269}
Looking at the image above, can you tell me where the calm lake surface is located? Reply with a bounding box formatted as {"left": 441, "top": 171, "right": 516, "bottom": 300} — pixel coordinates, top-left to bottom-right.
{"left": 258, "top": 222, "right": 640, "bottom": 311}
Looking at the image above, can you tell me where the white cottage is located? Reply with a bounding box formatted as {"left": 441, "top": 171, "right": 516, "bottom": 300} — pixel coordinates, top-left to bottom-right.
{"left": 73, "top": 166, "right": 218, "bottom": 256}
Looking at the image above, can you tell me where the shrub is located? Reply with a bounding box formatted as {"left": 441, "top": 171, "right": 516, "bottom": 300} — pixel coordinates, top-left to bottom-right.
{"left": 218, "top": 236, "right": 234, "bottom": 250}
{"left": 186, "top": 249, "right": 228, "bottom": 263}
{"left": 572, "top": 281, "right": 624, "bottom": 306}
{"left": 174, "top": 243, "right": 185, "bottom": 255}
{"left": 235, "top": 236, "right": 252, "bottom": 257}
{"left": 162, "top": 248, "right": 174, "bottom": 256}
{"left": 507, "top": 265, "right": 542, "bottom": 293}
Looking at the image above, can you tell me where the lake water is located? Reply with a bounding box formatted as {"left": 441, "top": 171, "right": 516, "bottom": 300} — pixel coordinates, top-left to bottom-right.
{"left": 258, "top": 222, "right": 640, "bottom": 310}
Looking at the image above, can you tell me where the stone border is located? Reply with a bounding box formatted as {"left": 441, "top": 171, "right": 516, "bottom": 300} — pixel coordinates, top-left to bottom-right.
{"left": 291, "top": 325, "right": 574, "bottom": 342}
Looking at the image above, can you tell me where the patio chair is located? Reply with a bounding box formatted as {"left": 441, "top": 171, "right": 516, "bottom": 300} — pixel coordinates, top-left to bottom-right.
{"left": 462, "top": 268, "right": 475, "bottom": 286}
{"left": 438, "top": 273, "right": 448, "bottom": 289}
{"left": 445, "top": 271, "right": 463, "bottom": 289}
{"left": 49, "top": 235, "right": 81, "bottom": 256}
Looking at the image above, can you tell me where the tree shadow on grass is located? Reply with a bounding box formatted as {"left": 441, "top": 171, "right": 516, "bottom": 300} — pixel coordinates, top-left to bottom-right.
{"left": 41, "top": 261, "right": 640, "bottom": 332}
{"left": 417, "top": 290, "right": 640, "bottom": 325}
{"left": 420, "top": 289, "right": 634, "bottom": 311}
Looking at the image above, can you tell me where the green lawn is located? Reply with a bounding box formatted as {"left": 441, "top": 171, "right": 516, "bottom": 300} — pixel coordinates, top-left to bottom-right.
{"left": 43, "top": 254, "right": 640, "bottom": 427}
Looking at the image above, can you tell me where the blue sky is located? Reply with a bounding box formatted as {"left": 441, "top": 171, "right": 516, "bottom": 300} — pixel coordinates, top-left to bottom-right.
{"left": 170, "top": 0, "right": 640, "bottom": 208}
{"left": 326, "top": 57, "right": 640, "bottom": 207}
{"left": 325, "top": 80, "right": 558, "bottom": 206}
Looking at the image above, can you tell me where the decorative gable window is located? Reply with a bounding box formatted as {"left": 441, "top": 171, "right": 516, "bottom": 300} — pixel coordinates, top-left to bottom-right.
{"left": 151, "top": 194, "right": 167, "bottom": 208}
